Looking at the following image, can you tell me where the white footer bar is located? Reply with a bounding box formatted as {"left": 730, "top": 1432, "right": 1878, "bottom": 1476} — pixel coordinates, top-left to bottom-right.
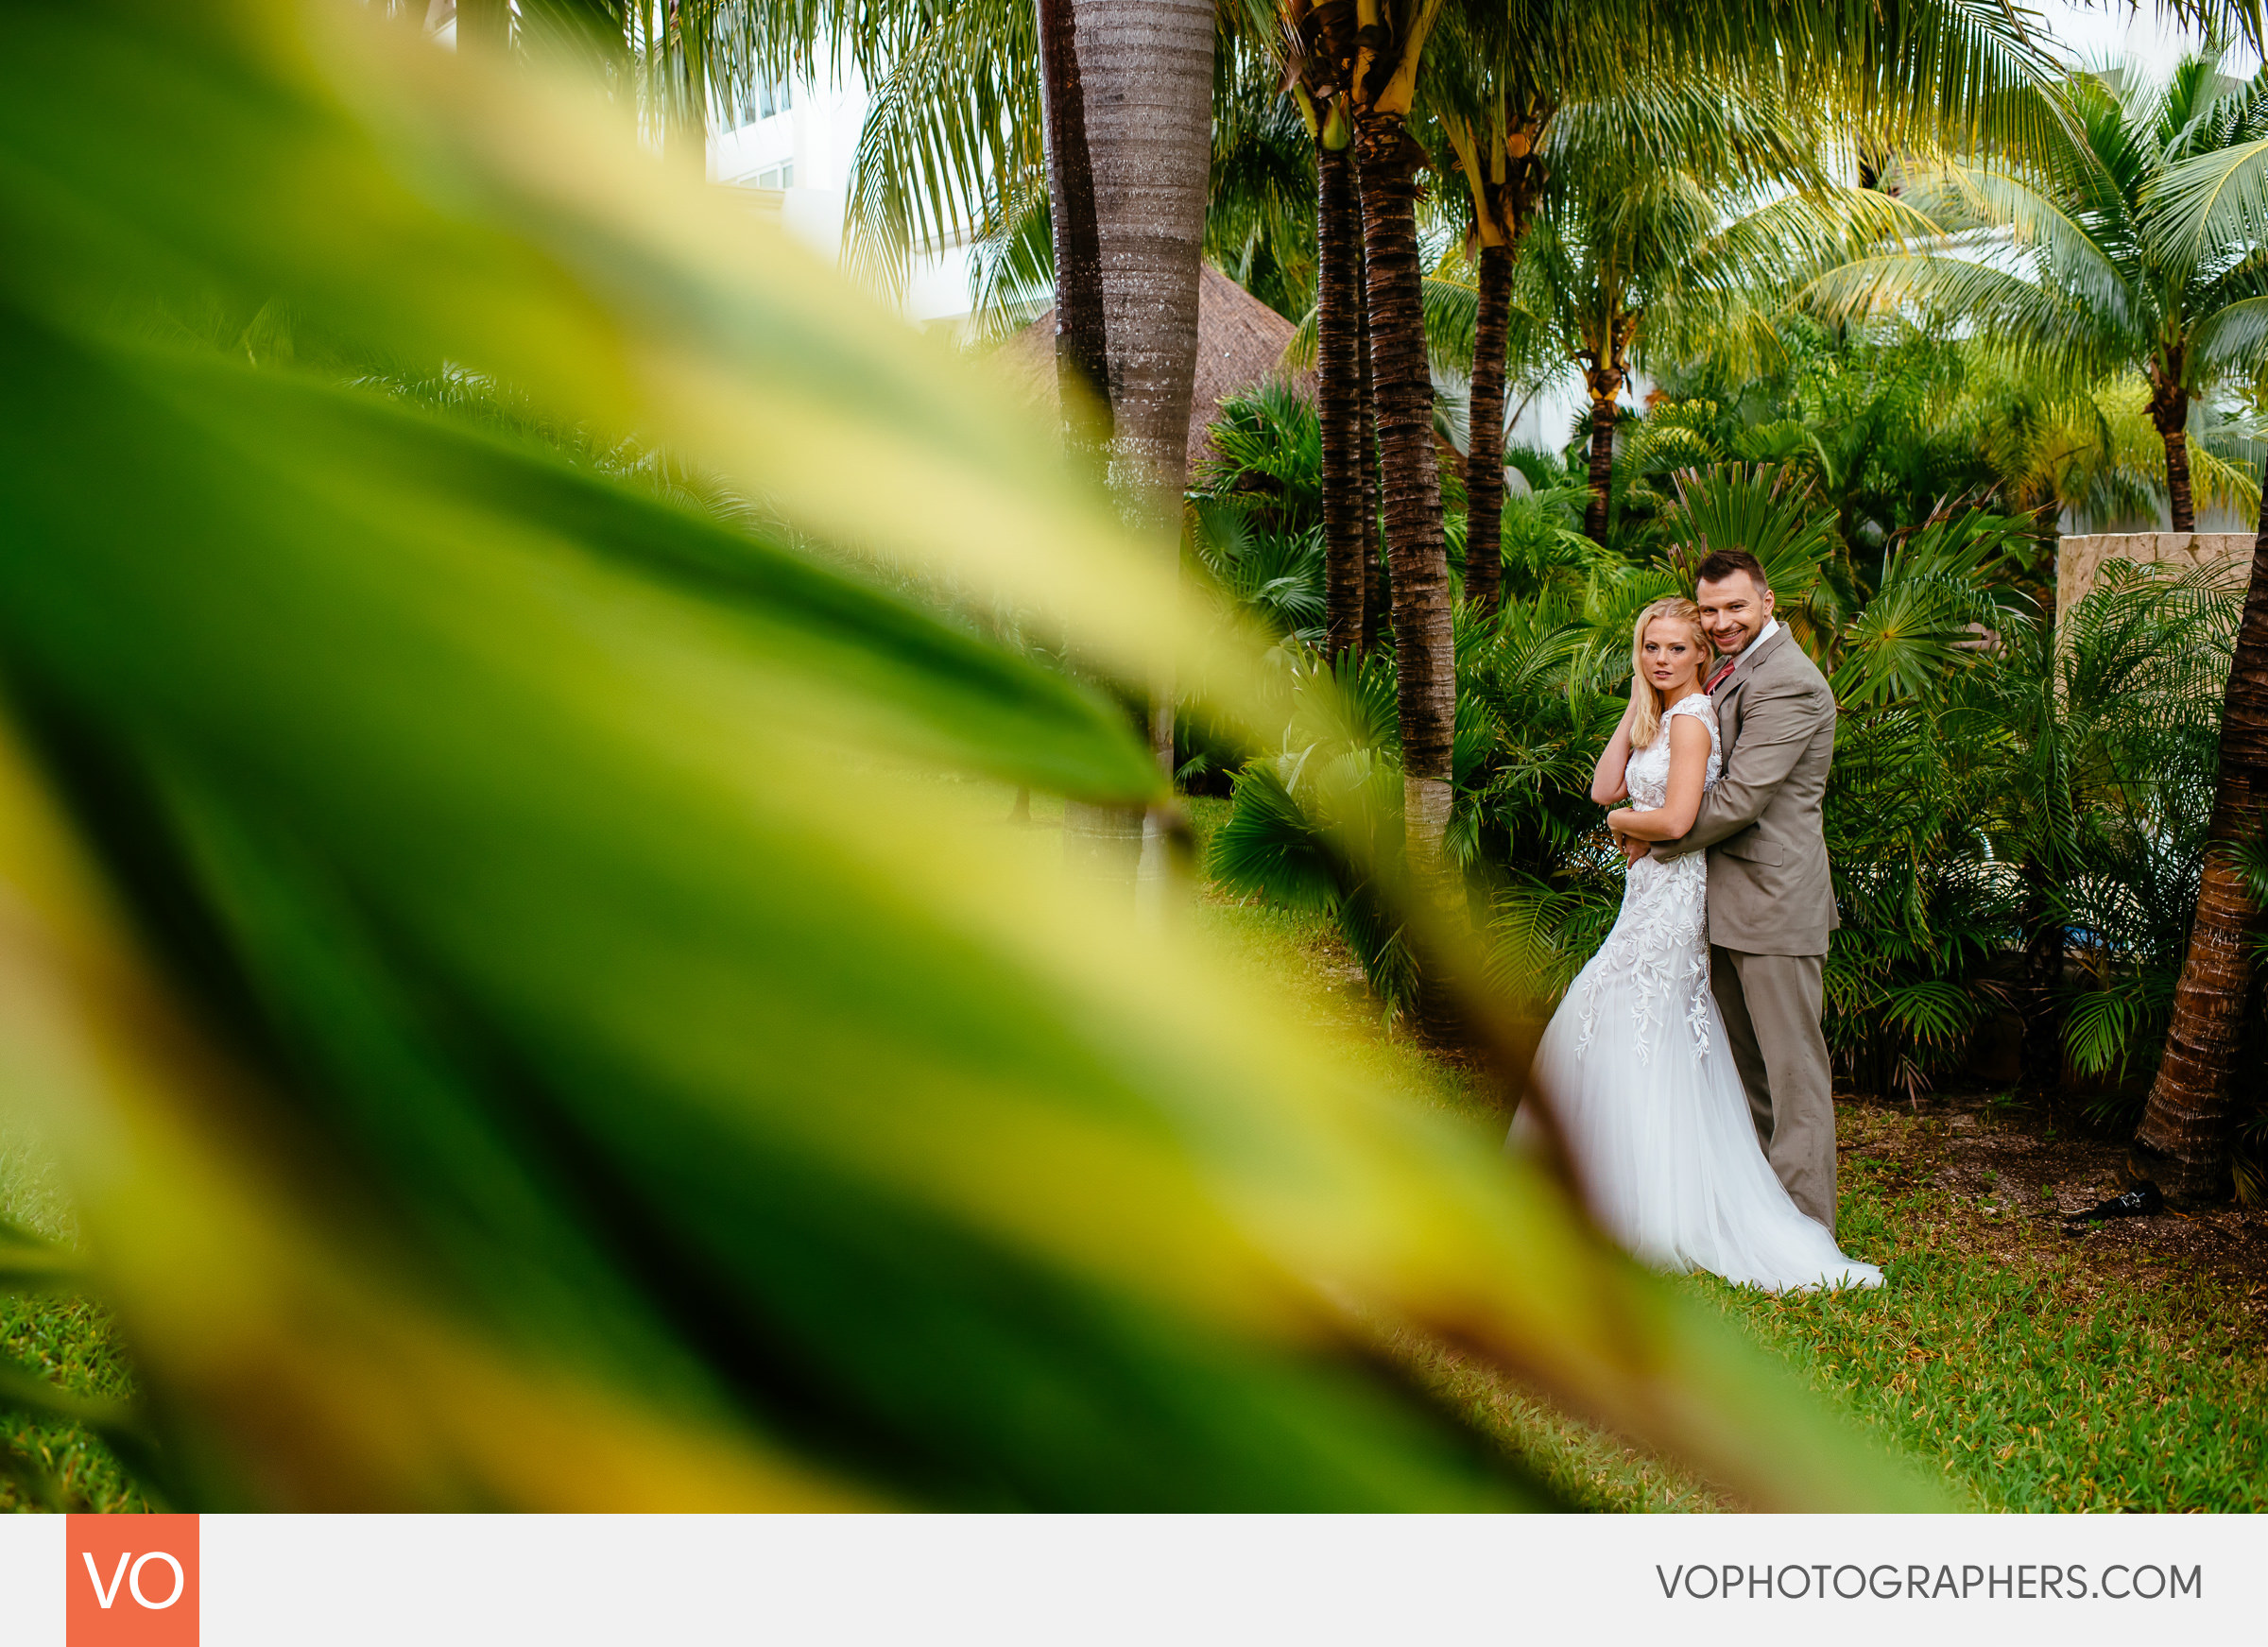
{"left": 2, "top": 1513, "right": 2258, "bottom": 1645}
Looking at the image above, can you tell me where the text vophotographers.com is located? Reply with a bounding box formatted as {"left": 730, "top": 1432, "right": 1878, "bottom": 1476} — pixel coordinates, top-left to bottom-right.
{"left": 1658, "top": 1561, "right": 2202, "bottom": 1602}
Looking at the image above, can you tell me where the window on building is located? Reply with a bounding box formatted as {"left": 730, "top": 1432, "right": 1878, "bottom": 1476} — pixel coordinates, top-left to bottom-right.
{"left": 757, "top": 78, "right": 791, "bottom": 119}
{"left": 751, "top": 162, "right": 794, "bottom": 190}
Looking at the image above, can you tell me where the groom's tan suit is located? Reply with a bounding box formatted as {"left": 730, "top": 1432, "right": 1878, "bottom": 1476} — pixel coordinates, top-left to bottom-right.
{"left": 1656, "top": 624, "right": 1841, "bottom": 1231}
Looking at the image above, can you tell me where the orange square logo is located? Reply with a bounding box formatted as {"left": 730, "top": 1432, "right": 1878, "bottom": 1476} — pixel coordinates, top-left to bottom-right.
{"left": 65, "top": 1515, "right": 198, "bottom": 1647}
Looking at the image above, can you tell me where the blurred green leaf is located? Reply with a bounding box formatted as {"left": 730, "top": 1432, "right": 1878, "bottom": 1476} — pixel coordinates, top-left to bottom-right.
{"left": 0, "top": 1227, "right": 80, "bottom": 1291}
{"left": 0, "top": 1352, "right": 133, "bottom": 1433}
{"left": 0, "top": 0, "right": 1950, "bottom": 1513}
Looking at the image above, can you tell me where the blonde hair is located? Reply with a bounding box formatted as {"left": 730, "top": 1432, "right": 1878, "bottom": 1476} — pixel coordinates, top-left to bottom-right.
{"left": 1628, "top": 597, "right": 1712, "bottom": 749}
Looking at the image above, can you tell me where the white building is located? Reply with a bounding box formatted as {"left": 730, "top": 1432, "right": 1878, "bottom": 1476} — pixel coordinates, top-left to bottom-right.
{"left": 708, "top": 66, "right": 980, "bottom": 330}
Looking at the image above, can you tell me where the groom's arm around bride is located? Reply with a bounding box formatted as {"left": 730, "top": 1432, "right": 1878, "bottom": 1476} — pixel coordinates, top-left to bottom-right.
{"left": 1655, "top": 553, "right": 1843, "bottom": 1234}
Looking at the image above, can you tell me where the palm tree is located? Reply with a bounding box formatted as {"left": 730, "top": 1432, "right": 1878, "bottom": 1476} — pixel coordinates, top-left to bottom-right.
{"left": 1349, "top": 0, "right": 2054, "bottom": 886}
{"left": 1074, "top": 0, "right": 1218, "bottom": 795}
{"left": 1238, "top": 3, "right": 1489, "bottom": 661}
{"left": 823, "top": 3, "right": 1309, "bottom": 344}
{"left": 1031, "top": 0, "right": 1147, "bottom": 876}
{"left": 1345, "top": 1, "right": 1459, "bottom": 898}
{"left": 731, "top": 0, "right": 1215, "bottom": 816}
{"left": 1429, "top": 3, "right": 1559, "bottom": 620}
{"left": 1240, "top": 2, "right": 1558, "bottom": 654}
{"left": 1318, "top": 111, "right": 1367, "bottom": 659}
{"left": 1980, "top": 368, "right": 2260, "bottom": 550}
{"left": 1528, "top": 110, "right": 1915, "bottom": 545}
{"left": 2114, "top": 94, "right": 2268, "bottom": 1200}
{"left": 1035, "top": 0, "right": 1108, "bottom": 444}
{"left": 1812, "top": 51, "right": 2268, "bottom": 533}
{"left": 694, "top": 0, "right": 2057, "bottom": 915}
{"left": 1235, "top": 2, "right": 1368, "bottom": 659}
{"left": 2128, "top": 523, "right": 2267, "bottom": 1201}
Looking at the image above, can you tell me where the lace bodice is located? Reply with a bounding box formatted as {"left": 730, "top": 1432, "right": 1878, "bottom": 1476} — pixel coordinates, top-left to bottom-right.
{"left": 1623, "top": 694, "right": 1721, "bottom": 810}
{"left": 1573, "top": 694, "right": 1721, "bottom": 1062}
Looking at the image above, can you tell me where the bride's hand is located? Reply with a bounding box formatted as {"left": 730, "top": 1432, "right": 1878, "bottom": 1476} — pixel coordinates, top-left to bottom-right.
{"left": 1606, "top": 809, "right": 1649, "bottom": 862}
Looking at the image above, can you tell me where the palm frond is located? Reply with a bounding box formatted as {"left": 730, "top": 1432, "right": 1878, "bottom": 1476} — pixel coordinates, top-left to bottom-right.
{"left": 2151, "top": 132, "right": 2268, "bottom": 267}
{"left": 1803, "top": 253, "right": 2121, "bottom": 375}
{"left": 1899, "top": 162, "right": 2138, "bottom": 322}
{"left": 839, "top": 0, "right": 1040, "bottom": 300}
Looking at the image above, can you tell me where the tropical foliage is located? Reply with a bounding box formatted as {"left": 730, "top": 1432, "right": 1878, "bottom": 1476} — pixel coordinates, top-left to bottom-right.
{"left": 0, "top": 0, "right": 1980, "bottom": 1512}
{"left": 1813, "top": 47, "right": 2268, "bottom": 532}
{"left": 6, "top": 0, "right": 2268, "bottom": 1524}
{"left": 1201, "top": 417, "right": 2262, "bottom": 1185}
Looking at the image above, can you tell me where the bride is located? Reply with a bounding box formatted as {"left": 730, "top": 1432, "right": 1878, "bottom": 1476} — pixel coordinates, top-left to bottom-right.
{"left": 1517, "top": 597, "right": 1881, "bottom": 1293}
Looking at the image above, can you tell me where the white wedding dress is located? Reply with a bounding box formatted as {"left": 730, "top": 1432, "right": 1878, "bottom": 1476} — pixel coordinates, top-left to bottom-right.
{"left": 1520, "top": 693, "right": 1881, "bottom": 1293}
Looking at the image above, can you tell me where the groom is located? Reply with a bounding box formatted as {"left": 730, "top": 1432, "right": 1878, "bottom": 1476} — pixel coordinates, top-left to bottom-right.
{"left": 1642, "top": 550, "right": 1842, "bottom": 1233}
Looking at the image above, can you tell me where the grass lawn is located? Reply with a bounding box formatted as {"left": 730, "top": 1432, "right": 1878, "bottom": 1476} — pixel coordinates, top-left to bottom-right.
{"left": 1, "top": 1120, "right": 146, "bottom": 1513}
{"left": 4, "top": 785, "right": 2261, "bottom": 1512}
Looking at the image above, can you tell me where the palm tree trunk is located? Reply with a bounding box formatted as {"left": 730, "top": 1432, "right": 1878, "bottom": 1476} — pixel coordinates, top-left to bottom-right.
{"left": 1358, "top": 260, "right": 1386, "bottom": 657}
{"left": 1463, "top": 241, "right": 1513, "bottom": 618}
{"left": 2163, "top": 429, "right": 2195, "bottom": 534}
{"left": 2150, "top": 376, "right": 2195, "bottom": 534}
{"left": 2131, "top": 493, "right": 2268, "bottom": 1200}
{"left": 1583, "top": 394, "right": 1617, "bottom": 545}
{"left": 1035, "top": 0, "right": 1109, "bottom": 463}
{"left": 1355, "top": 107, "right": 1455, "bottom": 890}
{"left": 1317, "top": 140, "right": 1366, "bottom": 659}
{"left": 1071, "top": 0, "right": 1212, "bottom": 900}
{"left": 1364, "top": 509, "right": 1390, "bottom": 655}
{"left": 1076, "top": 0, "right": 1211, "bottom": 726}
{"left": 1075, "top": 0, "right": 1212, "bottom": 512}
{"left": 1040, "top": 0, "right": 1136, "bottom": 881}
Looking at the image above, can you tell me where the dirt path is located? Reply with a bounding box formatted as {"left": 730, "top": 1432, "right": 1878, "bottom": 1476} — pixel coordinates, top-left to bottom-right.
{"left": 1837, "top": 1089, "right": 2268, "bottom": 1344}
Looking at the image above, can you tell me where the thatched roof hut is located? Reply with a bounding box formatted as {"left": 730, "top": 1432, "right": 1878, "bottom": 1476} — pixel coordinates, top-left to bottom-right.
{"left": 991, "top": 264, "right": 1310, "bottom": 479}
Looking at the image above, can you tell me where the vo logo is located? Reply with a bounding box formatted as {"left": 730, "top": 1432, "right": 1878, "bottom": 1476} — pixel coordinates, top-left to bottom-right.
{"left": 65, "top": 1515, "right": 198, "bottom": 1647}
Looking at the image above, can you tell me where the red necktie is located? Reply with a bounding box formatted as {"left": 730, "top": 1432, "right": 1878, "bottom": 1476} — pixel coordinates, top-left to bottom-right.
{"left": 1705, "top": 658, "right": 1737, "bottom": 695}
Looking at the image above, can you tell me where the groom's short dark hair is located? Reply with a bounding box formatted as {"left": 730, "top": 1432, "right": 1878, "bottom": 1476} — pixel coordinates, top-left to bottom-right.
{"left": 1694, "top": 548, "right": 1769, "bottom": 591}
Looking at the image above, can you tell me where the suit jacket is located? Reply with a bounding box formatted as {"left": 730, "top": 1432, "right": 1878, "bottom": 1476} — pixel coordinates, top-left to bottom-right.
{"left": 1655, "top": 624, "right": 1838, "bottom": 955}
